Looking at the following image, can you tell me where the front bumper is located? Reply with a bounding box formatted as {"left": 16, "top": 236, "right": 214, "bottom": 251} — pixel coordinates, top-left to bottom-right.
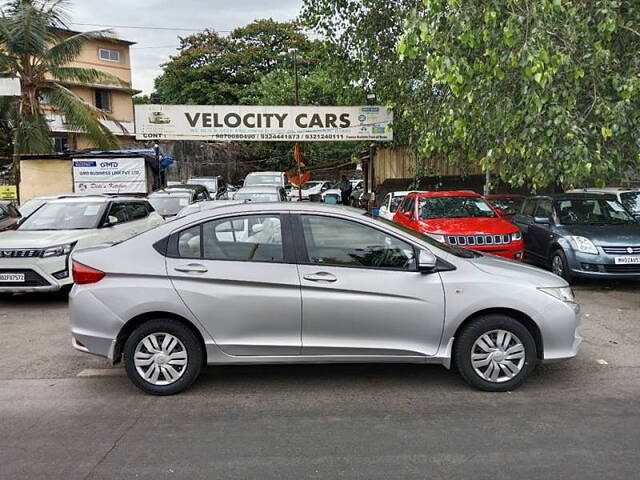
{"left": 566, "top": 249, "right": 640, "bottom": 279}
{"left": 0, "top": 257, "right": 72, "bottom": 292}
{"left": 467, "top": 240, "right": 525, "bottom": 262}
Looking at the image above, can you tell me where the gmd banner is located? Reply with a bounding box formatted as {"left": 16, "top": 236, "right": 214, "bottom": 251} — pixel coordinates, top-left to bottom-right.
{"left": 135, "top": 105, "right": 393, "bottom": 142}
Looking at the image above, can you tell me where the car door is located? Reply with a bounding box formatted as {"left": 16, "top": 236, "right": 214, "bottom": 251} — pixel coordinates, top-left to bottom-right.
{"left": 122, "top": 201, "right": 158, "bottom": 236}
{"left": 513, "top": 199, "right": 538, "bottom": 258}
{"left": 102, "top": 202, "right": 137, "bottom": 242}
{"left": 379, "top": 193, "right": 391, "bottom": 220}
{"left": 528, "top": 199, "right": 555, "bottom": 260}
{"left": 166, "top": 212, "right": 302, "bottom": 356}
{"left": 394, "top": 195, "right": 415, "bottom": 227}
{"left": 293, "top": 213, "right": 445, "bottom": 356}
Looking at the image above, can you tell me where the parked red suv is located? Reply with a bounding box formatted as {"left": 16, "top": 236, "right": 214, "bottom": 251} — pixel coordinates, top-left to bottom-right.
{"left": 393, "top": 191, "right": 524, "bottom": 261}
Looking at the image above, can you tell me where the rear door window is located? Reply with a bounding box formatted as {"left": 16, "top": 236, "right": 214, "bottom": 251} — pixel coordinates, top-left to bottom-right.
{"left": 125, "top": 202, "right": 149, "bottom": 221}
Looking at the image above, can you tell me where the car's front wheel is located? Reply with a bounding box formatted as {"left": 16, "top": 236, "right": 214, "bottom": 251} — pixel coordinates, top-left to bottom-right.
{"left": 123, "top": 319, "right": 203, "bottom": 395}
{"left": 550, "top": 249, "right": 573, "bottom": 282}
{"left": 454, "top": 314, "right": 537, "bottom": 392}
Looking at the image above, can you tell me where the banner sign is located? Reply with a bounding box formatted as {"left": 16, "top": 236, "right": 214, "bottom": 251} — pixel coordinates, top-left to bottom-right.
{"left": 0, "top": 77, "right": 21, "bottom": 97}
{"left": 72, "top": 157, "right": 147, "bottom": 194}
{"left": 135, "top": 105, "right": 393, "bottom": 142}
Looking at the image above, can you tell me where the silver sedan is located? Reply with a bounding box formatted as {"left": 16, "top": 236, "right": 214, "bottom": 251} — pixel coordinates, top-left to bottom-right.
{"left": 69, "top": 203, "right": 581, "bottom": 395}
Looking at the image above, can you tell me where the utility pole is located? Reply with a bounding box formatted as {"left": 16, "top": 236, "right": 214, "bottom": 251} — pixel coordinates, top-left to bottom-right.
{"left": 289, "top": 48, "right": 303, "bottom": 202}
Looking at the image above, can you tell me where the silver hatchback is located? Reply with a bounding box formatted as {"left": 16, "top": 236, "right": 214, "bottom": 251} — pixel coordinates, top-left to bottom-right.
{"left": 69, "top": 203, "right": 581, "bottom": 395}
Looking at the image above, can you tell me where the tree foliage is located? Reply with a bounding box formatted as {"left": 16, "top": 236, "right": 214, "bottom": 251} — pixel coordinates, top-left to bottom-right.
{"left": 400, "top": 0, "right": 640, "bottom": 188}
{"left": 0, "top": 0, "right": 129, "bottom": 154}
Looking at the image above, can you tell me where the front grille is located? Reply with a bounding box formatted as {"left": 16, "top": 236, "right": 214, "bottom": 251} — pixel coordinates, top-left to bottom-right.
{"left": 0, "top": 269, "right": 50, "bottom": 287}
{"left": 448, "top": 234, "right": 511, "bottom": 246}
{"left": 602, "top": 246, "right": 640, "bottom": 255}
{"left": 0, "top": 248, "right": 43, "bottom": 258}
{"left": 604, "top": 265, "right": 640, "bottom": 274}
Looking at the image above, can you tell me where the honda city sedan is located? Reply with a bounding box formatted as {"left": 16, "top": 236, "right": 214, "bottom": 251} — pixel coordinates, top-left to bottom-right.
{"left": 69, "top": 203, "right": 580, "bottom": 395}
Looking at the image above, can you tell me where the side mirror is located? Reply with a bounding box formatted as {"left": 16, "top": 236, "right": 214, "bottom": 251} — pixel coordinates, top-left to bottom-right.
{"left": 418, "top": 249, "right": 438, "bottom": 273}
{"left": 534, "top": 216, "right": 551, "bottom": 225}
{"left": 103, "top": 215, "right": 119, "bottom": 227}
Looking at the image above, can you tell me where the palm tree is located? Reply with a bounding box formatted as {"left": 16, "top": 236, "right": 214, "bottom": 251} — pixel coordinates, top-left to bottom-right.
{"left": 0, "top": 0, "right": 128, "bottom": 154}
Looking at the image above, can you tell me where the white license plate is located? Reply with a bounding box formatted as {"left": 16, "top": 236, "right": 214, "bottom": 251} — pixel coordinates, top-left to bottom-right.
{"left": 0, "top": 273, "right": 25, "bottom": 282}
{"left": 614, "top": 256, "right": 640, "bottom": 265}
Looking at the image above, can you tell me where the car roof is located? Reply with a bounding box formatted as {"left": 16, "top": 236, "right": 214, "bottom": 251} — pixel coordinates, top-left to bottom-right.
{"left": 149, "top": 189, "right": 193, "bottom": 197}
{"left": 236, "top": 186, "right": 282, "bottom": 193}
{"left": 568, "top": 187, "right": 639, "bottom": 193}
{"left": 164, "top": 184, "right": 203, "bottom": 190}
{"left": 47, "top": 195, "right": 139, "bottom": 204}
{"left": 485, "top": 194, "right": 526, "bottom": 199}
{"left": 411, "top": 190, "right": 481, "bottom": 198}
{"left": 388, "top": 191, "right": 416, "bottom": 196}
{"left": 246, "top": 171, "right": 283, "bottom": 176}
{"left": 529, "top": 192, "right": 618, "bottom": 200}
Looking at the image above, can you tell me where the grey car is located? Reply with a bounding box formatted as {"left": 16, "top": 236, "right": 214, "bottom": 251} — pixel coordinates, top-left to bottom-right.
{"left": 69, "top": 203, "right": 580, "bottom": 395}
{"left": 233, "top": 186, "right": 287, "bottom": 202}
{"left": 513, "top": 193, "right": 640, "bottom": 281}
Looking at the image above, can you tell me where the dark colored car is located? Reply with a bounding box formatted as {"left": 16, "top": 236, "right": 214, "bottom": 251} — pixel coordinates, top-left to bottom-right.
{"left": 484, "top": 194, "right": 526, "bottom": 221}
{"left": 513, "top": 193, "right": 640, "bottom": 281}
{"left": 0, "top": 201, "right": 21, "bottom": 231}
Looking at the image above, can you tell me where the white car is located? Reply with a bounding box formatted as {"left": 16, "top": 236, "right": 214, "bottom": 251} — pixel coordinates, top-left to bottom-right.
{"left": 321, "top": 179, "right": 364, "bottom": 204}
{"left": 288, "top": 181, "right": 332, "bottom": 201}
{"left": 378, "top": 191, "right": 416, "bottom": 220}
{"left": 0, "top": 196, "right": 163, "bottom": 293}
{"left": 18, "top": 193, "right": 105, "bottom": 218}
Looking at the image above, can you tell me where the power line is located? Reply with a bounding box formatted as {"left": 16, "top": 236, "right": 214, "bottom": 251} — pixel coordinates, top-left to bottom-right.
{"left": 70, "top": 22, "right": 231, "bottom": 33}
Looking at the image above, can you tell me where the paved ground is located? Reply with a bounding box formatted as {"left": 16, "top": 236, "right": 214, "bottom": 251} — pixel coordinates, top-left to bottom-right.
{"left": 1, "top": 280, "right": 639, "bottom": 479}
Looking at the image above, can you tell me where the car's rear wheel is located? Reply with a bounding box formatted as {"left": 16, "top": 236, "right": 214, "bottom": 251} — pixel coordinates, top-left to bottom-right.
{"left": 123, "top": 319, "right": 203, "bottom": 395}
{"left": 454, "top": 314, "right": 537, "bottom": 392}
{"left": 550, "top": 249, "right": 573, "bottom": 282}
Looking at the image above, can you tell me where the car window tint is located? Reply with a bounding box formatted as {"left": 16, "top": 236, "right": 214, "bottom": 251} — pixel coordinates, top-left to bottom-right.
{"left": 108, "top": 203, "right": 128, "bottom": 224}
{"left": 522, "top": 199, "right": 537, "bottom": 216}
{"left": 401, "top": 196, "right": 415, "bottom": 214}
{"left": 301, "top": 215, "right": 416, "bottom": 270}
{"left": 534, "top": 199, "right": 553, "bottom": 218}
{"left": 202, "top": 215, "right": 283, "bottom": 262}
{"left": 126, "top": 202, "right": 149, "bottom": 221}
{"left": 0, "top": 206, "right": 7, "bottom": 220}
{"left": 177, "top": 225, "right": 202, "bottom": 258}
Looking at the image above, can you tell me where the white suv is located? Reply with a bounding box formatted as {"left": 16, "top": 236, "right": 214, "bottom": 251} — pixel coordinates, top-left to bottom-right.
{"left": 0, "top": 196, "right": 163, "bottom": 293}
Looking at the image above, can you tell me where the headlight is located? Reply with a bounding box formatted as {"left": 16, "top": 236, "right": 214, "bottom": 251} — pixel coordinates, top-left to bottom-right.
{"left": 42, "top": 242, "right": 75, "bottom": 258}
{"left": 567, "top": 236, "right": 598, "bottom": 255}
{"left": 538, "top": 286, "right": 576, "bottom": 303}
{"left": 425, "top": 232, "right": 446, "bottom": 243}
{"left": 511, "top": 231, "right": 522, "bottom": 241}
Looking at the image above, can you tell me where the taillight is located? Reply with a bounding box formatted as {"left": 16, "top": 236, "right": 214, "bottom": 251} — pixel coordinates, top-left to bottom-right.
{"left": 72, "top": 261, "right": 105, "bottom": 285}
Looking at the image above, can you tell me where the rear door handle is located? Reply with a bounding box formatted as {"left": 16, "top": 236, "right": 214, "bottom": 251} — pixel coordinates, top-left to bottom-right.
{"left": 303, "top": 272, "right": 337, "bottom": 283}
{"left": 174, "top": 263, "right": 208, "bottom": 274}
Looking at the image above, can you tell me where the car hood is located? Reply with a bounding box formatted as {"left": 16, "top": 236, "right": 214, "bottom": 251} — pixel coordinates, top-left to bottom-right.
{"left": 419, "top": 217, "right": 518, "bottom": 235}
{"left": 558, "top": 223, "right": 640, "bottom": 246}
{"left": 470, "top": 253, "right": 566, "bottom": 287}
{"left": 0, "top": 229, "right": 97, "bottom": 248}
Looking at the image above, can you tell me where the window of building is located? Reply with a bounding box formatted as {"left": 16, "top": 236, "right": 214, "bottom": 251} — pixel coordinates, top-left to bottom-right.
{"left": 95, "top": 89, "right": 111, "bottom": 112}
{"left": 52, "top": 136, "right": 68, "bottom": 153}
{"left": 99, "top": 48, "right": 120, "bottom": 63}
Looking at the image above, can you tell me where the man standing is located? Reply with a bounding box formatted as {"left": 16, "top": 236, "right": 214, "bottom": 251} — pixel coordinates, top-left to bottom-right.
{"left": 339, "top": 175, "right": 352, "bottom": 206}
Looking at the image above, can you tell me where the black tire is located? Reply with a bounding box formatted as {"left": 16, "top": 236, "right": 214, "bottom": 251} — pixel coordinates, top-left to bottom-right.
{"left": 454, "top": 314, "right": 537, "bottom": 392}
{"left": 123, "top": 319, "right": 204, "bottom": 395}
{"left": 550, "top": 249, "right": 573, "bottom": 282}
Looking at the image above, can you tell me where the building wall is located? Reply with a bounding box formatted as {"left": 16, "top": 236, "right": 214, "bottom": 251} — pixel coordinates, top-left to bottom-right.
{"left": 19, "top": 159, "right": 72, "bottom": 204}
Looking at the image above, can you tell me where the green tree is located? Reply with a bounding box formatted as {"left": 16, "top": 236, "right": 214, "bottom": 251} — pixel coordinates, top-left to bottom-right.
{"left": 0, "top": 0, "right": 129, "bottom": 154}
{"left": 400, "top": 0, "right": 640, "bottom": 189}
{"left": 154, "top": 19, "right": 313, "bottom": 105}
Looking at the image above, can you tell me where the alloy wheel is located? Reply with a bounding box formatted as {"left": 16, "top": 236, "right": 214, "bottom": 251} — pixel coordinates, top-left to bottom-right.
{"left": 471, "top": 329, "right": 526, "bottom": 383}
{"left": 551, "top": 255, "right": 564, "bottom": 277}
{"left": 134, "top": 333, "right": 188, "bottom": 386}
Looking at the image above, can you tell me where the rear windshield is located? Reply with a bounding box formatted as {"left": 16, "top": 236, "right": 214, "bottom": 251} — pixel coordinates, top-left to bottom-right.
{"left": 234, "top": 192, "right": 280, "bottom": 202}
{"left": 244, "top": 174, "right": 282, "bottom": 187}
{"left": 149, "top": 194, "right": 192, "bottom": 217}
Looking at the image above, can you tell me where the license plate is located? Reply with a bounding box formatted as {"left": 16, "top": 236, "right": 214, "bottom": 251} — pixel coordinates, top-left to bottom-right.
{"left": 0, "top": 273, "right": 25, "bottom": 282}
{"left": 614, "top": 256, "right": 640, "bottom": 265}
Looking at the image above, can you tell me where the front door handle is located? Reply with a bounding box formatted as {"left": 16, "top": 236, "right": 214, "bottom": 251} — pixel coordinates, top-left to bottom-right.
{"left": 174, "top": 263, "right": 208, "bottom": 274}
{"left": 303, "top": 272, "right": 337, "bottom": 283}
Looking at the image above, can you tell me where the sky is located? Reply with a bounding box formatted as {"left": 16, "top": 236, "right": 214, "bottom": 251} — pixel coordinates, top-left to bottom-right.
{"left": 70, "top": 0, "right": 303, "bottom": 94}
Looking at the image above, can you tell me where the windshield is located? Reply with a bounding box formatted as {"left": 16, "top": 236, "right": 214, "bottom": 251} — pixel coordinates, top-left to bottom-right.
{"left": 419, "top": 196, "right": 496, "bottom": 219}
{"left": 556, "top": 198, "right": 636, "bottom": 225}
{"left": 19, "top": 201, "right": 106, "bottom": 230}
{"left": 244, "top": 174, "right": 282, "bottom": 187}
{"left": 234, "top": 192, "right": 280, "bottom": 202}
{"left": 620, "top": 191, "right": 640, "bottom": 215}
{"left": 19, "top": 198, "right": 47, "bottom": 218}
{"left": 188, "top": 178, "right": 217, "bottom": 191}
{"left": 366, "top": 214, "right": 477, "bottom": 258}
{"left": 487, "top": 197, "right": 524, "bottom": 216}
{"left": 149, "top": 194, "right": 192, "bottom": 217}
{"left": 301, "top": 182, "right": 323, "bottom": 190}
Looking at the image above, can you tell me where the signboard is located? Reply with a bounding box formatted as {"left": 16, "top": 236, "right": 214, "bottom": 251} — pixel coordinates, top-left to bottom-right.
{"left": 135, "top": 105, "right": 393, "bottom": 142}
{"left": 0, "top": 77, "right": 21, "bottom": 97}
{"left": 0, "top": 185, "right": 17, "bottom": 200}
{"left": 72, "top": 157, "right": 147, "bottom": 194}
